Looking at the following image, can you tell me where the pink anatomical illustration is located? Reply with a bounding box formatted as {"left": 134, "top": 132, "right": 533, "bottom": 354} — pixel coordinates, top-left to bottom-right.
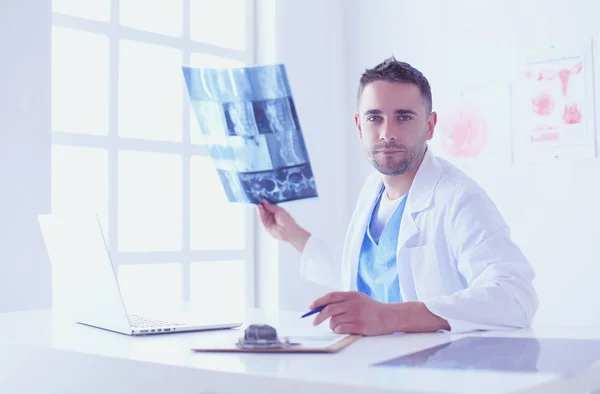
{"left": 530, "top": 125, "right": 559, "bottom": 142}
{"left": 441, "top": 105, "right": 488, "bottom": 158}
{"left": 521, "top": 55, "right": 592, "bottom": 155}
{"left": 534, "top": 62, "right": 582, "bottom": 96}
{"left": 531, "top": 91, "right": 555, "bottom": 115}
{"left": 562, "top": 103, "right": 582, "bottom": 124}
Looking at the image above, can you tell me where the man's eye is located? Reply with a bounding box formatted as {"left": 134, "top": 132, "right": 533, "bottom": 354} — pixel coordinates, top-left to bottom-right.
{"left": 397, "top": 115, "right": 412, "bottom": 121}
{"left": 367, "top": 115, "right": 382, "bottom": 122}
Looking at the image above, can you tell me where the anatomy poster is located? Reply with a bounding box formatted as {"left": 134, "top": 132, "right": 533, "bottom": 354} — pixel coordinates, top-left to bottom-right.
{"left": 430, "top": 84, "right": 512, "bottom": 169}
{"left": 182, "top": 64, "right": 318, "bottom": 204}
{"left": 513, "top": 42, "right": 596, "bottom": 162}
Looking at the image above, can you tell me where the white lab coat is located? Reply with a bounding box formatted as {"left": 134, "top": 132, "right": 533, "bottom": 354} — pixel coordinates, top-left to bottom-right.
{"left": 300, "top": 148, "right": 538, "bottom": 334}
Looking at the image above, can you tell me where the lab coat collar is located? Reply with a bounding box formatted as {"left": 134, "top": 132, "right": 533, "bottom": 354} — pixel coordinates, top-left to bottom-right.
{"left": 359, "top": 145, "right": 442, "bottom": 225}
{"left": 367, "top": 146, "right": 441, "bottom": 215}
{"left": 405, "top": 145, "right": 442, "bottom": 215}
{"left": 394, "top": 145, "right": 442, "bottom": 252}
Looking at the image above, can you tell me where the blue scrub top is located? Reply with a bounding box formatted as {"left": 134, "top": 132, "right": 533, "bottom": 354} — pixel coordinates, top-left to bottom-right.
{"left": 357, "top": 188, "right": 407, "bottom": 303}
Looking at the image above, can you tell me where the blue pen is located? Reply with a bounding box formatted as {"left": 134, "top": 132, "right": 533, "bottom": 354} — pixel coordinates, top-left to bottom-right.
{"left": 300, "top": 305, "right": 326, "bottom": 318}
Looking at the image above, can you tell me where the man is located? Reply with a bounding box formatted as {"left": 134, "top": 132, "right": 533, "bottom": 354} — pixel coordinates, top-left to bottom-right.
{"left": 257, "top": 57, "right": 538, "bottom": 335}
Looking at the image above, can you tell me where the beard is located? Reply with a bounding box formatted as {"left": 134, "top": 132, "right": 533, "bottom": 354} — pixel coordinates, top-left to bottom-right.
{"left": 368, "top": 142, "right": 423, "bottom": 176}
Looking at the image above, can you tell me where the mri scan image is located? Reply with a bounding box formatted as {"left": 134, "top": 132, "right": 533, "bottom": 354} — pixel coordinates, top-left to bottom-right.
{"left": 183, "top": 64, "right": 318, "bottom": 204}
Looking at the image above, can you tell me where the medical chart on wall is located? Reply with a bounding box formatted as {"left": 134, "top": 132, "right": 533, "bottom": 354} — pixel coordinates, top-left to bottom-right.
{"left": 182, "top": 64, "right": 318, "bottom": 204}
{"left": 512, "top": 41, "right": 597, "bottom": 162}
{"left": 430, "top": 83, "right": 513, "bottom": 169}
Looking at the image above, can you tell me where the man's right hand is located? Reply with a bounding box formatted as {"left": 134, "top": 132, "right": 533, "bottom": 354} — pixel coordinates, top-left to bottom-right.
{"left": 256, "top": 199, "right": 311, "bottom": 253}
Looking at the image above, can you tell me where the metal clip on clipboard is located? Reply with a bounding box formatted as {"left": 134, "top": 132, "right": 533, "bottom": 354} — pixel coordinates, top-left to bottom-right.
{"left": 191, "top": 323, "right": 360, "bottom": 353}
{"left": 236, "top": 324, "right": 299, "bottom": 349}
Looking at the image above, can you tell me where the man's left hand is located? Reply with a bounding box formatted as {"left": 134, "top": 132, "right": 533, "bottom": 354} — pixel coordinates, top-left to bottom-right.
{"left": 309, "top": 291, "right": 391, "bottom": 336}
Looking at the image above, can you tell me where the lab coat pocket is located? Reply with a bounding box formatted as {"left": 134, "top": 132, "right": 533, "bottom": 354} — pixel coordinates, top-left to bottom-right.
{"left": 404, "top": 244, "right": 442, "bottom": 300}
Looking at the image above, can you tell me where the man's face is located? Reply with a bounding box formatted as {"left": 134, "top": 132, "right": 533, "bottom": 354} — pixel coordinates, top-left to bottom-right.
{"left": 354, "top": 81, "right": 436, "bottom": 176}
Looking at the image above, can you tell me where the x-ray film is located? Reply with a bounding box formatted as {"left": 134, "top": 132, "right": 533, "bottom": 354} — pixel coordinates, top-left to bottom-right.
{"left": 182, "top": 64, "right": 318, "bottom": 204}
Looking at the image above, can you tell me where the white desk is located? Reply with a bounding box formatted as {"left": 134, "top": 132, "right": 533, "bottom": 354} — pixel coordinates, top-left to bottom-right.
{"left": 0, "top": 308, "right": 599, "bottom": 394}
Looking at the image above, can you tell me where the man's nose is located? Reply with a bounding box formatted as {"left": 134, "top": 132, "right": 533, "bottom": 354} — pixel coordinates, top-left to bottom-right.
{"left": 378, "top": 122, "right": 397, "bottom": 141}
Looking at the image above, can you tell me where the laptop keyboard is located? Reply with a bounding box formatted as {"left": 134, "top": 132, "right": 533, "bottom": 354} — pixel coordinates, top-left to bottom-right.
{"left": 129, "top": 315, "right": 184, "bottom": 328}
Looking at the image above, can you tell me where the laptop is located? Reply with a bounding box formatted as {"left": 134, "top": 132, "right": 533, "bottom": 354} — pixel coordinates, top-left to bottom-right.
{"left": 38, "top": 213, "right": 243, "bottom": 336}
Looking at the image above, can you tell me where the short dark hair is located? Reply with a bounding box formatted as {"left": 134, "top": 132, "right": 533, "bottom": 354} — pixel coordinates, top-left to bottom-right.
{"left": 357, "top": 56, "right": 432, "bottom": 113}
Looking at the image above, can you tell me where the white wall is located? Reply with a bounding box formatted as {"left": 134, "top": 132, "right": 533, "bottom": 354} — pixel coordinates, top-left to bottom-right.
{"left": 0, "top": 0, "right": 52, "bottom": 312}
{"left": 343, "top": 0, "right": 600, "bottom": 326}
{"left": 254, "top": 0, "right": 349, "bottom": 312}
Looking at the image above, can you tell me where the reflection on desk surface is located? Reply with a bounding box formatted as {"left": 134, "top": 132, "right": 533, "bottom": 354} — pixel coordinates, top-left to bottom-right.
{"left": 374, "top": 337, "right": 600, "bottom": 375}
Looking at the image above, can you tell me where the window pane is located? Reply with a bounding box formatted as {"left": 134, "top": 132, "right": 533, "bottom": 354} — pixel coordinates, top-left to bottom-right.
{"left": 52, "top": 27, "right": 109, "bottom": 135}
{"left": 189, "top": 53, "right": 245, "bottom": 145}
{"left": 191, "top": 260, "right": 245, "bottom": 313}
{"left": 190, "top": 0, "right": 247, "bottom": 50}
{"left": 52, "top": 0, "right": 110, "bottom": 22}
{"left": 118, "top": 263, "right": 182, "bottom": 309}
{"left": 118, "top": 151, "right": 182, "bottom": 251}
{"left": 189, "top": 53, "right": 245, "bottom": 68}
{"left": 51, "top": 145, "right": 108, "bottom": 234}
{"left": 120, "top": 0, "right": 182, "bottom": 37}
{"left": 119, "top": 40, "right": 182, "bottom": 141}
{"left": 190, "top": 157, "right": 245, "bottom": 250}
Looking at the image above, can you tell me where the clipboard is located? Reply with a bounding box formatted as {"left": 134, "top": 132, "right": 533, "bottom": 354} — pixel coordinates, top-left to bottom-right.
{"left": 191, "top": 334, "right": 361, "bottom": 354}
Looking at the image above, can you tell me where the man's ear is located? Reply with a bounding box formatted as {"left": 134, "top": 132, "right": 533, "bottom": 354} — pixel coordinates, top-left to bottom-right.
{"left": 354, "top": 113, "right": 362, "bottom": 139}
{"left": 426, "top": 111, "right": 437, "bottom": 140}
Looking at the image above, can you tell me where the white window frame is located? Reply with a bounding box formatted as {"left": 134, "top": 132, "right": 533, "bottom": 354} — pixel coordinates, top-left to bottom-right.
{"left": 51, "top": 0, "right": 257, "bottom": 308}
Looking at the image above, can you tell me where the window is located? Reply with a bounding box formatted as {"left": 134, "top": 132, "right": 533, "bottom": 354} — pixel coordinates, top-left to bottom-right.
{"left": 51, "top": 0, "right": 255, "bottom": 311}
